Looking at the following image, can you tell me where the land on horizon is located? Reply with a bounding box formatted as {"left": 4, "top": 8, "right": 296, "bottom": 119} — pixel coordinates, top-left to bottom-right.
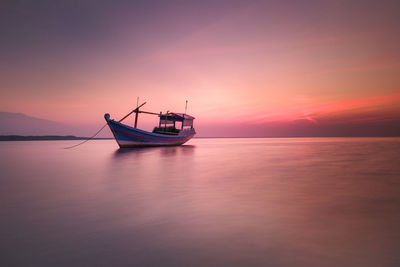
{"left": 0, "top": 135, "right": 111, "bottom": 141}
{"left": 2, "top": 135, "right": 400, "bottom": 142}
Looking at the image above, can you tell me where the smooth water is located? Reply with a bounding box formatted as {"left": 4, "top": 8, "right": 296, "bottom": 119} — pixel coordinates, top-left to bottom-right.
{"left": 1, "top": 138, "right": 400, "bottom": 266}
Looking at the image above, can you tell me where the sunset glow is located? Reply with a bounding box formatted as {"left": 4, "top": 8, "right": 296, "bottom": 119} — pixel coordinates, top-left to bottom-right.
{"left": 1, "top": 1, "right": 399, "bottom": 137}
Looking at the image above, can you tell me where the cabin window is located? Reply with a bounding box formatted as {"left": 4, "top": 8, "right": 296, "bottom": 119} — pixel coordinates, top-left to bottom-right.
{"left": 183, "top": 119, "right": 193, "bottom": 127}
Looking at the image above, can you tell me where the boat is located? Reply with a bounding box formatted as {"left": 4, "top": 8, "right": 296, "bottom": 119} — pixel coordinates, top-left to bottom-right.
{"left": 104, "top": 101, "right": 196, "bottom": 148}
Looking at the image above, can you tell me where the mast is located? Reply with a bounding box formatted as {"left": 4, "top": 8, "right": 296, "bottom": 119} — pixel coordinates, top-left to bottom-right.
{"left": 185, "top": 100, "right": 188, "bottom": 115}
{"left": 134, "top": 97, "right": 139, "bottom": 128}
{"left": 119, "top": 101, "right": 146, "bottom": 123}
{"left": 182, "top": 100, "right": 188, "bottom": 130}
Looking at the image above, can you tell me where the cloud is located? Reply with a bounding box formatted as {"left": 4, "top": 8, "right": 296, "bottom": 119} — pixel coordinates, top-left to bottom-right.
{"left": 308, "top": 60, "right": 400, "bottom": 77}
{"left": 250, "top": 93, "right": 400, "bottom": 125}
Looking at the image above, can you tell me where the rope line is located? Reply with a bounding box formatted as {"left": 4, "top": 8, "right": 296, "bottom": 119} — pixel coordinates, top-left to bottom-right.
{"left": 63, "top": 123, "right": 108, "bottom": 149}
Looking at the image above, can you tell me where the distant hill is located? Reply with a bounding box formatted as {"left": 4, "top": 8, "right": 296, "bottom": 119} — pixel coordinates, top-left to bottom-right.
{"left": 0, "top": 112, "right": 113, "bottom": 138}
{"left": 0, "top": 135, "right": 110, "bottom": 141}
{"left": 0, "top": 112, "right": 72, "bottom": 136}
{"left": 0, "top": 135, "right": 85, "bottom": 141}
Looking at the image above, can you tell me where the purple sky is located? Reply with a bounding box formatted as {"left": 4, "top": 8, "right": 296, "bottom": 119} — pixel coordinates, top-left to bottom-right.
{"left": 1, "top": 0, "right": 400, "bottom": 136}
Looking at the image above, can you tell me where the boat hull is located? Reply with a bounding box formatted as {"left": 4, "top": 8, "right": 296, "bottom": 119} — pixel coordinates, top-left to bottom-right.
{"left": 105, "top": 114, "right": 195, "bottom": 148}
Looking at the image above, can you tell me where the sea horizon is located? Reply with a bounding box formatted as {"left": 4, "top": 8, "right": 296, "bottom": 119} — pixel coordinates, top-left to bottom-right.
{"left": 1, "top": 135, "right": 400, "bottom": 141}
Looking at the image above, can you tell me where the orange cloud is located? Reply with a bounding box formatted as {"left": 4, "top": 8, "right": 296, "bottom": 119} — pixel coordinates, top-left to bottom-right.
{"left": 253, "top": 93, "right": 400, "bottom": 124}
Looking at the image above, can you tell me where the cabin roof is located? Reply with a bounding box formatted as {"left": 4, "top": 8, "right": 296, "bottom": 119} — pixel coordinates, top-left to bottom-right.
{"left": 160, "top": 112, "right": 195, "bottom": 120}
{"left": 171, "top": 113, "right": 195, "bottom": 120}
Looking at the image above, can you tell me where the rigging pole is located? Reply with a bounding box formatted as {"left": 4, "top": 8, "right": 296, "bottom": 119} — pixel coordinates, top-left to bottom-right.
{"left": 134, "top": 97, "right": 139, "bottom": 128}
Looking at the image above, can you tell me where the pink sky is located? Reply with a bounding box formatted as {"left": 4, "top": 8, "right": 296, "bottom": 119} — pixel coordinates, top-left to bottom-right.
{"left": 1, "top": 1, "right": 399, "bottom": 136}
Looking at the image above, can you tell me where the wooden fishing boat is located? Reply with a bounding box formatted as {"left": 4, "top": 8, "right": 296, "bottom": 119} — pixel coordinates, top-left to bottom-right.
{"left": 105, "top": 102, "right": 196, "bottom": 148}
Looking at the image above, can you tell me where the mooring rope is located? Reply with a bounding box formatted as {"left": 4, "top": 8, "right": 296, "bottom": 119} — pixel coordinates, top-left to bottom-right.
{"left": 63, "top": 123, "right": 108, "bottom": 149}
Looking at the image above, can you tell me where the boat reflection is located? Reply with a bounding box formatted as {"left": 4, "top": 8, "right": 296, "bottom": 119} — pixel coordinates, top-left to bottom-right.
{"left": 112, "top": 145, "right": 195, "bottom": 159}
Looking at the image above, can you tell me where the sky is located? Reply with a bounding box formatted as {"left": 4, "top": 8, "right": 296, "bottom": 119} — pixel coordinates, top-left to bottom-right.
{"left": 1, "top": 0, "right": 400, "bottom": 137}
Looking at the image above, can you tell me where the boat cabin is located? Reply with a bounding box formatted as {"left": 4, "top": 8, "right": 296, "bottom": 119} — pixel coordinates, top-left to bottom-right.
{"left": 153, "top": 112, "right": 195, "bottom": 135}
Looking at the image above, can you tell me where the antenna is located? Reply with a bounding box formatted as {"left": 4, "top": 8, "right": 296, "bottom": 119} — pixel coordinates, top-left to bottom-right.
{"left": 136, "top": 97, "right": 139, "bottom": 108}
{"left": 185, "top": 100, "right": 188, "bottom": 115}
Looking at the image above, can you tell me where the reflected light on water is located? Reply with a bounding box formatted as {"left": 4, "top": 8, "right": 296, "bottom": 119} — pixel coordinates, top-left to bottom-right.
{"left": 0, "top": 138, "right": 400, "bottom": 266}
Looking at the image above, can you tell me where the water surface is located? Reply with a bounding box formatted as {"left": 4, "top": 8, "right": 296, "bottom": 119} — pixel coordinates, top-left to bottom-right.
{"left": 1, "top": 138, "right": 400, "bottom": 266}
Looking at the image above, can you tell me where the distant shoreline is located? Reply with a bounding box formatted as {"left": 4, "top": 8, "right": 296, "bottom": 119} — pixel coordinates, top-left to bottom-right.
{"left": 0, "top": 135, "right": 112, "bottom": 141}
{"left": 1, "top": 135, "right": 399, "bottom": 141}
{"left": 193, "top": 136, "right": 400, "bottom": 138}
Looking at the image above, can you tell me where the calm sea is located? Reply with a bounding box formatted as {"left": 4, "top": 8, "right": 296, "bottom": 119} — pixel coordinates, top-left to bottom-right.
{"left": 1, "top": 138, "right": 400, "bottom": 266}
